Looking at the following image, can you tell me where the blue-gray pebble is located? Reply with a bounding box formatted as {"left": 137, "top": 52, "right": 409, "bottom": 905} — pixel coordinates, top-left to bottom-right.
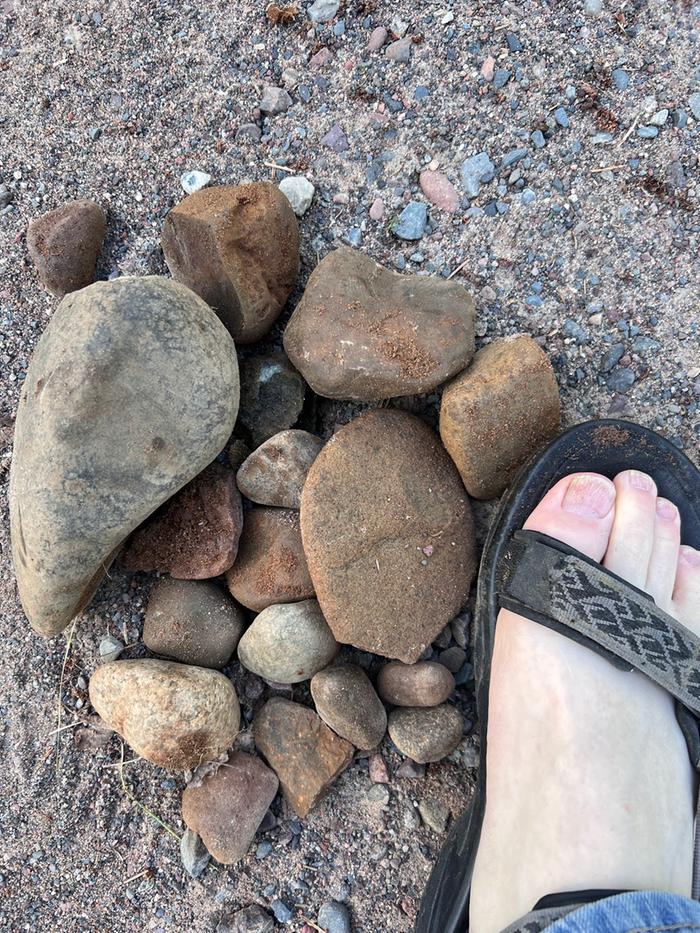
{"left": 318, "top": 901, "right": 352, "bottom": 933}
{"left": 391, "top": 202, "right": 427, "bottom": 240}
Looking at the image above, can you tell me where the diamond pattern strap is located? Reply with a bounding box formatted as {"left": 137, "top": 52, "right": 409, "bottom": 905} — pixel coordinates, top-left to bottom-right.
{"left": 497, "top": 529, "right": 700, "bottom": 719}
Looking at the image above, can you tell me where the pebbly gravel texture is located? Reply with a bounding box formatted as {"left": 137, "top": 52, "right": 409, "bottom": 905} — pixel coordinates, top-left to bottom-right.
{"left": 1, "top": 0, "right": 699, "bottom": 931}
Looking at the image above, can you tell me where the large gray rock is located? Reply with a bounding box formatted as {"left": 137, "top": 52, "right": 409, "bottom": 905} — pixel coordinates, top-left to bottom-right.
{"left": 284, "top": 248, "right": 475, "bottom": 401}
{"left": 10, "top": 277, "right": 239, "bottom": 636}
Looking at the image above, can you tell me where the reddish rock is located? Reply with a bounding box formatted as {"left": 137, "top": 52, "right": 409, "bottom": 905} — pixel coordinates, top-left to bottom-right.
{"left": 419, "top": 170, "right": 460, "bottom": 213}
{"left": 301, "top": 410, "right": 477, "bottom": 663}
{"left": 310, "top": 47, "right": 333, "bottom": 67}
{"left": 367, "top": 26, "right": 388, "bottom": 50}
{"left": 369, "top": 753, "right": 390, "bottom": 783}
{"left": 369, "top": 198, "right": 385, "bottom": 221}
{"left": 122, "top": 462, "right": 243, "bottom": 579}
{"left": 481, "top": 56, "right": 495, "bottom": 81}
{"left": 225, "top": 508, "right": 314, "bottom": 611}
{"left": 377, "top": 661, "right": 455, "bottom": 707}
{"left": 27, "top": 199, "right": 106, "bottom": 297}
{"left": 439, "top": 335, "right": 561, "bottom": 499}
{"left": 161, "top": 182, "right": 300, "bottom": 344}
{"left": 236, "top": 430, "right": 323, "bottom": 508}
{"left": 182, "top": 751, "right": 278, "bottom": 863}
{"left": 254, "top": 698, "right": 354, "bottom": 817}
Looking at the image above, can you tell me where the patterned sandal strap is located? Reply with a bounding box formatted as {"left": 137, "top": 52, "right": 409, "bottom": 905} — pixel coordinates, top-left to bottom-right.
{"left": 497, "top": 529, "right": 700, "bottom": 719}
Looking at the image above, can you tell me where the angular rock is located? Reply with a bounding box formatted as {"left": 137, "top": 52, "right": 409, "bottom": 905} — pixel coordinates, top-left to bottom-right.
{"left": 307, "top": 0, "right": 339, "bottom": 23}
{"left": 121, "top": 462, "right": 243, "bottom": 579}
{"left": 301, "top": 410, "right": 476, "bottom": 662}
{"left": 27, "top": 199, "right": 106, "bottom": 297}
{"left": 259, "top": 86, "right": 293, "bottom": 115}
{"left": 388, "top": 705, "right": 463, "bottom": 763}
{"left": 391, "top": 201, "right": 427, "bottom": 240}
{"left": 279, "top": 176, "right": 315, "bottom": 216}
{"left": 10, "top": 277, "right": 238, "bottom": 636}
{"left": 418, "top": 797, "right": 450, "bottom": 834}
{"left": 89, "top": 659, "right": 240, "bottom": 769}
{"left": 320, "top": 124, "right": 348, "bottom": 153}
{"left": 439, "top": 335, "right": 560, "bottom": 499}
{"left": 460, "top": 152, "right": 495, "bottom": 198}
{"left": 254, "top": 698, "right": 353, "bottom": 817}
{"left": 377, "top": 661, "right": 455, "bottom": 707}
{"left": 238, "top": 599, "right": 338, "bottom": 683}
{"left": 419, "top": 171, "right": 459, "bottom": 212}
{"left": 311, "top": 664, "right": 387, "bottom": 749}
{"left": 99, "top": 635, "right": 123, "bottom": 662}
{"left": 225, "top": 508, "right": 314, "bottom": 611}
{"left": 182, "top": 750, "right": 279, "bottom": 863}
{"left": 181, "top": 170, "right": 211, "bottom": 194}
{"left": 180, "top": 828, "right": 211, "bottom": 877}
{"left": 238, "top": 354, "right": 305, "bottom": 448}
{"left": 143, "top": 579, "right": 244, "bottom": 669}
{"left": 236, "top": 430, "right": 323, "bottom": 508}
{"left": 161, "top": 183, "right": 300, "bottom": 344}
{"left": 317, "top": 902, "right": 351, "bottom": 933}
{"left": 386, "top": 37, "right": 412, "bottom": 62}
{"left": 283, "top": 248, "right": 475, "bottom": 401}
{"left": 217, "top": 906, "right": 274, "bottom": 933}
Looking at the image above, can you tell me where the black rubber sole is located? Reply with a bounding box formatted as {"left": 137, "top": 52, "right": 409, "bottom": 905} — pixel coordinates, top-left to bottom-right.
{"left": 415, "top": 418, "right": 700, "bottom": 933}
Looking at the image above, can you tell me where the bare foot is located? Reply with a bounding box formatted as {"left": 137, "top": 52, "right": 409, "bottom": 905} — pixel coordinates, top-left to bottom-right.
{"left": 469, "top": 471, "right": 700, "bottom": 932}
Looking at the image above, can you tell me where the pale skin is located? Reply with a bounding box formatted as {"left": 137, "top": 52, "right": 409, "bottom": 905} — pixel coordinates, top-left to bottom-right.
{"left": 469, "top": 470, "right": 700, "bottom": 933}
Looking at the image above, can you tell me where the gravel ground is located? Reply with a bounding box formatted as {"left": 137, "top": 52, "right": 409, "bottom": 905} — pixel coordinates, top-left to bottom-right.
{"left": 1, "top": 0, "right": 699, "bottom": 930}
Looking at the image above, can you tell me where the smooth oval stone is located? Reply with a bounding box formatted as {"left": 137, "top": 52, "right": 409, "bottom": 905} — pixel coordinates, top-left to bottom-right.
{"left": 301, "top": 410, "right": 477, "bottom": 663}
{"left": 238, "top": 599, "right": 338, "bottom": 683}
{"left": 283, "top": 247, "right": 475, "bottom": 401}
{"left": 161, "top": 182, "right": 300, "bottom": 344}
{"left": 440, "top": 335, "right": 560, "bottom": 499}
{"left": 89, "top": 659, "right": 240, "bottom": 770}
{"left": 121, "top": 461, "right": 243, "bottom": 578}
{"left": 182, "top": 750, "right": 279, "bottom": 864}
{"left": 143, "top": 578, "right": 245, "bottom": 669}
{"left": 237, "top": 430, "right": 324, "bottom": 508}
{"left": 377, "top": 661, "right": 455, "bottom": 707}
{"left": 388, "top": 705, "right": 463, "bottom": 763}
{"left": 225, "top": 508, "right": 314, "bottom": 611}
{"left": 10, "top": 277, "right": 239, "bottom": 636}
{"left": 311, "top": 663, "right": 387, "bottom": 749}
{"left": 27, "top": 199, "right": 106, "bottom": 297}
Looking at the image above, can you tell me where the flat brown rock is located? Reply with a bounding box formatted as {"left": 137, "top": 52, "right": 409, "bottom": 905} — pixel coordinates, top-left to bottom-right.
{"left": 225, "top": 508, "right": 314, "bottom": 611}
{"left": 182, "top": 751, "right": 279, "bottom": 863}
{"left": 121, "top": 461, "right": 243, "bottom": 579}
{"left": 439, "top": 335, "right": 561, "bottom": 499}
{"left": 253, "top": 698, "right": 354, "bottom": 817}
{"left": 283, "top": 247, "right": 475, "bottom": 401}
{"left": 161, "top": 182, "right": 300, "bottom": 344}
{"left": 300, "top": 410, "right": 476, "bottom": 663}
{"left": 27, "top": 199, "right": 106, "bottom": 297}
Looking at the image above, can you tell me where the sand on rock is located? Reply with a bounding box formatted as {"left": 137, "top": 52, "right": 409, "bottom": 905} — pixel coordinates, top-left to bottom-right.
{"left": 283, "top": 247, "right": 475, "bottom": 401}
{"left": 161, "top": 182, "right": 299, "bottom": 344}
{"left": 88, "top": 659, "right": 240, "bottom": 770}
{"left": 182, "top": 750, "right": 279, "bottom": 864}
{"left": 26, "top": 199, "right": 106, "bottom": 297}
{"left": 9, "top": 276, "right": 239, "bottom": 636}
{"left": 121, "top": 461, "right": 243, "bottom": 579}
{"left": 300, "top": 410, "right": 476, "bottom": 663}
{"left": 439, "top": 335, "right": 561, "bottom": 499}
{"left": 236, "top": 430, "right": 323, "bottom": 508}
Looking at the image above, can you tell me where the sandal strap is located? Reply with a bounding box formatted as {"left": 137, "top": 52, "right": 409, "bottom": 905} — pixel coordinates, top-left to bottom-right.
{"left": 498, "top": 530, "right": 700, "bottom": 719}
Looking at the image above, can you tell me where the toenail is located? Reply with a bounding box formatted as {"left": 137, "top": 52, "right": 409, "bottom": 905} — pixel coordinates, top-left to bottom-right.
{"left": 680, "top": 546, "right": 700, "bottom": 567}
{"left": 656, "top": 498, "right": 678, "bottom": 521}
{"left": 624, "top": 469, "right": 655, "bottom": 492}
{"left": 562, "top": 474, "right": 616, "bottom": 518}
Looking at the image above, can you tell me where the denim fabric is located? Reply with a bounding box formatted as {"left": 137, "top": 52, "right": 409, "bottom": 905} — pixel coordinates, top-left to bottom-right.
{"left": 546, "top": 890, "right": 700, "bottom": 932}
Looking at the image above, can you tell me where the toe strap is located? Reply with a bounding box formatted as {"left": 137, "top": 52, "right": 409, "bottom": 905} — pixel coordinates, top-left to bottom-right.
{"left": 498, "top": 529, "right": 700, "bottom": 719}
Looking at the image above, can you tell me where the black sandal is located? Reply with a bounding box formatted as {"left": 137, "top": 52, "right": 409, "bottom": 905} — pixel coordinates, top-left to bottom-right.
{"left": 416, "top": 418, "right": 700, "bottom": 933}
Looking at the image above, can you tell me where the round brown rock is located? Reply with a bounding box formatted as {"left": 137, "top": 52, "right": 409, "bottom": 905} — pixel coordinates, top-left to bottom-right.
{"left": 182, "top": 750, "right": 278, "bottom": 864}
{"left": 311, "top": 664, "right": 387, "bottom": 750}
{"left": 283, "top": 247, "right": 475, "bottom": 400}
{"left": 143, "top": 579, "right": 244, "bottom": 668}
{"left": 225, "top": 508, "right": 314, "bottom": 611}
{"left": 236, "top": 430, "right": 323, "bottom": 508}
{"left": 88, "top": 659, "right": 240, "bottom": 770}
{"left": 161, "top": 182, "right": 300, "bottom": 344}
{"left": 27, "top": 199, "right": 106, "bottom": 297}
{"left": 388, "top": 705, "right": 463, "bottom": 763}
{"left": 377, "top": 661, "right": 455, "bottom": 707}
{"left": 121, "top": 461, "right": 243, "bottom": 579}
{"left": 439, "top": 335, "right": 560, "bottom": 500}
{"left": 300, "top": 410, "right": 476, "bottom": 663}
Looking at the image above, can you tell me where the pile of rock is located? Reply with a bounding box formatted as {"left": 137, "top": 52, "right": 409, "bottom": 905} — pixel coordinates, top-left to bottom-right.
{"left": 10, "top": 180, "right": 561, "bottom": 883}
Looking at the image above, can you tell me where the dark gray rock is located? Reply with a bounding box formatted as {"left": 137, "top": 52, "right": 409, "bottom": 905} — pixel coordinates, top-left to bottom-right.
{"left": 238, "top": 354, "right": 305, "bottom": 448}
{"left": 180, "top": 828, "right": 211, "bottom": 878}
{"left": 216, "top": 905, "right": 274, "bottom": 933}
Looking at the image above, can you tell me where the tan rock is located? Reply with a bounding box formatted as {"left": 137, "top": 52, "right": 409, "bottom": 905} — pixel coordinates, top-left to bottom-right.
{"left": 388, "top": 705, "right": 463, "bottom": 763}
{"left": 182, "top": 750, "right": 278, "bottom": 863}
{"left": 311, "top": 664, "right": 387, "bottom": 749}
{"left": 253, "top": 698, "right": 353, "bottom": 817}
{"left": 27, "top": 199, "right": 106, "bottom": 297}
{"left": 88, "top": 659, "right": 240, "bottom": 770}
{"left": 439, "top": 335, "right": 560, "bottom": 499}
{"left": 301, "top": 410, "right": 477, "bottom": 662}
{"left": 237, "top": 430, "right": 324, "bottom": 508}
{"left": 161, "top": 183, "right": 300, "bottom": 344}
{"left": 377, "top": 661, "right": 455, "bottom": 707}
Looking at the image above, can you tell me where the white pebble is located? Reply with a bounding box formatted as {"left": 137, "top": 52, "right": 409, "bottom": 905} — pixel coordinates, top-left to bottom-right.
{"left": 180, "top": 170, "right": 211, "bottom": 195}
{"left": 279, "top": 175, "right": 315, "bottom": 216}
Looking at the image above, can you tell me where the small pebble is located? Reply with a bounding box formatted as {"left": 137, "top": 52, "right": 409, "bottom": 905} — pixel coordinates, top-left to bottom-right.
{"left": 180, "top": 170, "right": 211, "bottom": 195}
{"left": 637, "top": 125, "right": 659, "bottom": 139}
{"left": 307, "top": 0, "right": 340, "bottom": 24}
{"left": 180, "top": 828, "right": 210, "bottom": 878}
{"left": 99, "top": 635, "right": 124, "bottom": 662}
{"left": 391, "top": 201, "right": 427, "bottom": 240}
{"left": 506, "top": 32, "right": 523, "bottom": 52}
{"left": 611, "top": 69, "right": 629, "bottom": 91}
{"left": 270, "top": 899, "right": 294, "bottom": 925}
{"left": 317, "top": 901, "right": 352, "bottom": 933}
{"left": 554, "top": 107, "right": 570, "bottom": 128}
{"left": 278, "top": 176, "right": 315, "bottom": 216}
{"left": 531, "top": 129, "right": 546, "bottom": 148}
{"left": 369, "top": 198, "right": 385, "bottom": 221}
{"left": 688, "top": 92, "right": 700, "bottom": 121}
{"left": 418, "top": 797, "right": 450, "bottom": 834}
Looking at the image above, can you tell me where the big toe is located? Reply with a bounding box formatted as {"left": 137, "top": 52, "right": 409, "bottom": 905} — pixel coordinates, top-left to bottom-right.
{"left": 523, "top": 472, "right": 617, "bottom": 562}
